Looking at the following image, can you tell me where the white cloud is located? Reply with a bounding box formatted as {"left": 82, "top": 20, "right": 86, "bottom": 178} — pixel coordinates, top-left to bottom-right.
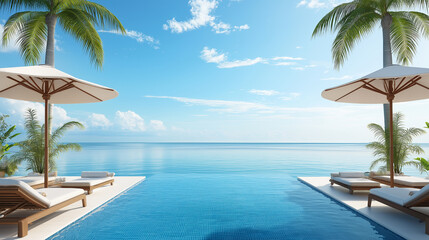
{"left": 115, "top": 110, "right": 145, "bottom": 131}
{"left": 0, "top": 24, "right": 19, "bottom": 52}
{"left": 280, "top": 92, "right": 301, "bottom": 101}
{"left": 249, "top": 89, "right": 280, "bottom": 96}
{"left": 322, "top": 75, "right": 353, "bottom": 81}
{"left": 163, "top": 0, "right": 249, "bottom": 34}
{"left": 200, "top": 47, "right": 265, "bottom": 68}
{"left": 297, "top": 0, "right": 348, "bottom": 9}
{"left": 200, "top": 47, "right": 226, "bottom": 63}
{"left": 99, "top": 29, "right": 160, "bottom": 48}
{"left": 146, "top": 95, "right": 271, "bottom": 113}
{"left": 275, "top": 62, "right": 296, "bottom": 66}
{"left": 89, "top": 113, "right": 112, "bottom": 128}
{"left": 292, "top": 67, "right": 305, "bottom": 71}
{"left": 145, "top": 95, "right": 381, "bottom": 116}
{"left": 5, "top": 99, "right": 79, "bottom": 128}
{"left": 272, "top": 56, "right": 304, "bottom": 61}
{"left": 218, "top": 57, "right": 265, "bottom": 68}
{"left": 201, "top": 47, "right": 306, "bottom": 69}
{"left": 150, "top": 120, "right": 166, "bottom": 131}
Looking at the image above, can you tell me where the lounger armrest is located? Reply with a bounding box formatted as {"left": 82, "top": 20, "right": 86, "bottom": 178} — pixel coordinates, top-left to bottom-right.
{"left": 108, "top": 172, "right": 115, "bottom": 177}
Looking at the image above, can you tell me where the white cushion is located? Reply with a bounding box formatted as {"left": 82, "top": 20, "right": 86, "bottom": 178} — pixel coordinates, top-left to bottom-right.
{"left": 14, "top": 176, "right": 57, "bottom": 186}
{"left": 0, "top": 178, "right": 50, "bottom": 207}
{"left": 81, "top": 171, "right": 109, "bottom": 178}
{"left": 27, "top": 172, "right": 57, "bottom": 177}
{"left": 370, "top": 187, "right": 416, "bottom": 206}
{"left": 373, "top": 175, "right": 429, "bottom": 187}
{"left": 405, "top": 184, "right": 429, "bottom": 206}
{"left": 332, "top": 177, "right": 380, "bottom": 187}
{"left": 37, "top": 188, "right": 84, "bottom": 207}
{"left": 339, "top": 172, "right": 365, "bottom": 178}
{"left": 61, "top": 177, "right": 112, "bottom": 187}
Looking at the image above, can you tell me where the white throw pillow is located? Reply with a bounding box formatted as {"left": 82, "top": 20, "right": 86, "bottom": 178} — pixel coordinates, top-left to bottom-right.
{"left": 339, "top": 172, "right": 365, "bottom": 178}
{"left": 81, "top": 171, "right": 109, "bottom": 178}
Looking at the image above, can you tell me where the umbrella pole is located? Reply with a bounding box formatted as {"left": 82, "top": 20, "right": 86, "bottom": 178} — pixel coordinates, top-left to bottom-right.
{"left": 43, "top": 83, "right": 50, "bottom": 188}
{"left": 388, "top": 82, "right": 394, "bottom": 188}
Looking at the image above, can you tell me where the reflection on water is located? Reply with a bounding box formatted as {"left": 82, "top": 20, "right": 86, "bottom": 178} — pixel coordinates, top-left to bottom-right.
{"left": 47, "top": 143, "right": 405, "bottom": 240}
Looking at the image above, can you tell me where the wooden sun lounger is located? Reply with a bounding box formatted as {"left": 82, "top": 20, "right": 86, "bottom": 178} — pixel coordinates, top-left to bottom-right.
{"left": 330, "top": 172, "right": 381, "bottom": 194}
{"left": 0, "top": 181, "right": 86, "bottom": 237}
{"left": 61, "top": 178, "right": 114, "bottom": 194}
{"left": 369, "top": 175, "right": 429, "bottom": 189}
{"left": 60, "top": 171, "right": 115, "bottom": 194}
{"left": 368, "top": 187, "right": 429, "bottom": 235}
{"left": 330, "top": 178, "right": 380, "bottom": 194}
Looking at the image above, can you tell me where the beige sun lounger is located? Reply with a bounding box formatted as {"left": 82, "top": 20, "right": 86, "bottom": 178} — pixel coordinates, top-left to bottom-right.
{"left": 330, "top": 172, "right": 381, "bottom": 194}
{"left": 368, "top": 185, "right": 429, "bottom": 235}
{"left": 0, "top": 179, "right": 86, "bottom": 238}
{"left": 8, "top": 172, "right": 58, "bottom": 189}
{"left": 61, "top": 171, "right": 115, "bottom": 194}
{"left": 371, "top": 175, "right": 429, "bottom": 188}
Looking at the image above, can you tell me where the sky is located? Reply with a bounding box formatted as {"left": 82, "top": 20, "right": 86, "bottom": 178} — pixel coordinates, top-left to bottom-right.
{"left": 1, "top": 0, "right": 429, "bottom": 143}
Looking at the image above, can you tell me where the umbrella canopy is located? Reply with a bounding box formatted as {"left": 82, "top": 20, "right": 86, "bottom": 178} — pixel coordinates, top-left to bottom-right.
{"left": 0, "top": 65, "right": 117, "bottom": 103}
{"left": 0, "top": 65, "right": 118, "bottom": 187}
{"left": 322, "top": 65, "right": 429, "bottom": 187}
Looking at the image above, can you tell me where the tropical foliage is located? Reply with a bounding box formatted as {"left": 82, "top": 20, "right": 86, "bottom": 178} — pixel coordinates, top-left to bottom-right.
{"left": 367, "top": 112, "right": 425, "bottom": 174}
{"left": 413, "top": 122, "right": 429, "bottom": 173}
{"left": 12, "top": 109, "right": 84, "bottom": 173}
{"left": 0, "top": 114, "right": 20, "bottom": 176}
{"left": 1, "top": 0, "right": 125, "bottom": 67}
{"left": 312, "top": 0, "right": 429, "bottom": 69}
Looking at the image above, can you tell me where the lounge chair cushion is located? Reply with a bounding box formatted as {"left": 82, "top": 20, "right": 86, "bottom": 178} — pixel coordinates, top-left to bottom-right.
{"left": 373, "top": 175, "right": 429, "bottom": 187}
{"left": 61, "top": 177, "right": 113, "bottom": 187}
{"left": 339, "top": 172, "right": 365, "bottom": 178}
{"left": 370, "top": 187, "right": 416, "bottom": 206}
{"left": 0, "top": 178, "right": 50, "bottom": 207}
{"left": 332, "top": 177, "right": 380, "bottom": 187}
{"left": 405, "top": 184, "right": 429, "bottom": 206}
{"left": 37, "top": 188, "right": 84, "bottom": 207}
{"left": 81, "top": 171, "right": 110, "bottom": 178}
{"left": 12, "top": 176, "right": 57, "bottom": 186}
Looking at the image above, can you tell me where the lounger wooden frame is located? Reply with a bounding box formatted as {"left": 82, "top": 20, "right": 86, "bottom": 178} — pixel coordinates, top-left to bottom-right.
{"left": 330, "top": 178, "right": 381, "bottom": 194}
{"left": 0, "top": 186, "right": 86, "bottom": 237}
{"left": 369, "top": 177, "right": 426, "bottom": 189}
{"left": 368, "top": 193, "right": 429, "bottom": 235}
{"left": 61, "top": 178, "right": 114, "bottom": 194}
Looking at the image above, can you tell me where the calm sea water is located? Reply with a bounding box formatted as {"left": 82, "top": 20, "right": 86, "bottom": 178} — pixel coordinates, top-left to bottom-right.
{"left": 42, "top": 143, "right": 424, "bottom": 240}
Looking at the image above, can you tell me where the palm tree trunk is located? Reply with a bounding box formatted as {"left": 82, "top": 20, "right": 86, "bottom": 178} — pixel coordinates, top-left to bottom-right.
{"left": 381, "top": 14, "right": 393, "bottom": 171}
{"left": 45, "top": 13, "right": 57, "bottom": 134}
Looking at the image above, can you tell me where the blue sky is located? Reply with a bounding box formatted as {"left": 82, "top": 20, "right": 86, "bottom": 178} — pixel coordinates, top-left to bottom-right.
{"left": 1, "top": 0, "right": 429, "bottom": 142}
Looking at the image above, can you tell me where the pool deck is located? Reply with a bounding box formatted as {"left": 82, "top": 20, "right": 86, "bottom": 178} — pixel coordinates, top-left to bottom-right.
{"left": 0, "top": 176, "right": 145, "bottom": 240}
{"left": 299, "top": 177, "right": 429, "bottom": 240}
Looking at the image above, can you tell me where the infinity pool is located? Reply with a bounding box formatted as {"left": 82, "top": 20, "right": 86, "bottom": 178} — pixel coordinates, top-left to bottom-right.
{"left": 45, "top": 143, "right": 408, "bottom": 239}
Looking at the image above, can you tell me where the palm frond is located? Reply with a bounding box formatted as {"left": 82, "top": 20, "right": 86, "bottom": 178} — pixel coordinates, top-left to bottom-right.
{"left": 58, "top": 8, "right": 103, "bottom": 67}
{"left": 390, "top": 11, "right": 420, "bottom": 65}
{"left": 332, "top": 8, "right": 380, "bottom": 69}
{"left": 16, "top": 11, "right": 48, "bottom": 65}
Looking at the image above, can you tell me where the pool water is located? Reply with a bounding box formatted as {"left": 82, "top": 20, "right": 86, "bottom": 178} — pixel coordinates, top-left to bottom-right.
{"left": 45, "top": 143, "right": 410, "bottom": 239}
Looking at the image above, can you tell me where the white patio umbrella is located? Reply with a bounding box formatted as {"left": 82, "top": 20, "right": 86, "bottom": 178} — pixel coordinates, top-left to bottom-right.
{"left": 0, "top": 65, "right": 118, "bottom": 187}
{"left": 322, "top": 65, "right": 429, "bottom": 187}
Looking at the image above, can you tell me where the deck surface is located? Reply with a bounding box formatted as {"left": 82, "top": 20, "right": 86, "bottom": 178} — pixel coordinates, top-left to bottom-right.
{"left": 299, "top": 176, "right": 429, "bottom": 240}
{"left": 0, "top": 176, "right": 145, "bottom": 240}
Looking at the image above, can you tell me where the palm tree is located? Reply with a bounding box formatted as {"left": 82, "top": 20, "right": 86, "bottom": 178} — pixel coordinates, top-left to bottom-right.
{"left": 312, "top": 0, "right": 429, "bottom": 131}
{"left": 12, "top": 108, "right": 84, "bottom": 173}
{"left": 367, "top": 112, "right": 425, "bottom": 174}
{"left": 0, "top": 0, "right": 125, "bottom": 130}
